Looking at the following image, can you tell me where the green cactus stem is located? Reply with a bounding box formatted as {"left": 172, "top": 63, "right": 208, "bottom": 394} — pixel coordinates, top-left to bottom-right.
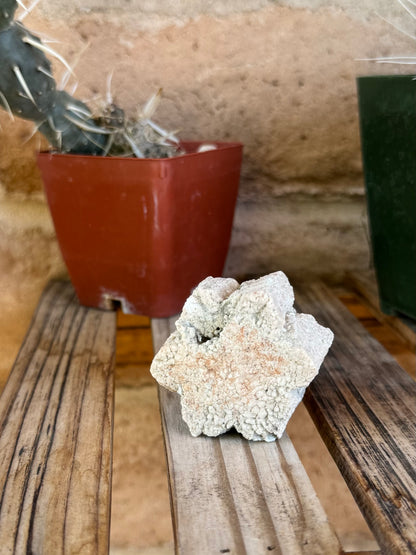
{"left": 0, "top": 0, "right": 107, "bottom": 154}
{"left": 0, "top": 0, "right": 180, "bottom": 157}
{"left": 0, "top": 0, "right": 17, "bottom": 30}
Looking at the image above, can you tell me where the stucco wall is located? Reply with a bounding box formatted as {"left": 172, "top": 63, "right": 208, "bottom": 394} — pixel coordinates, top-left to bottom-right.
{"left": 0, "top": 0, "right": 415, "bottom": 374}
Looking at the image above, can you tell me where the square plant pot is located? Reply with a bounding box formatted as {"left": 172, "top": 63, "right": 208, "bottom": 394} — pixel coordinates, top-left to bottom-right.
{"left": 357, "top": 75, "right": 416, "bottom": 321}
{"left": 37, "top": 141, "right": 243, "bottom": 317}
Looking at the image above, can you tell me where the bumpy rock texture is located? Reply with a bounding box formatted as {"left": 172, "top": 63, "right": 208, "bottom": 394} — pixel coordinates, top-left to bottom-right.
{"left": 150, "top": 271, "right": 334, "bottom": 441}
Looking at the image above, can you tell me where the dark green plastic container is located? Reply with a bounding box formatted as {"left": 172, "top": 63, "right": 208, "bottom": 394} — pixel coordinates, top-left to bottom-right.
{"left": 357, "top": 75, "right": 416, "bottom": 320}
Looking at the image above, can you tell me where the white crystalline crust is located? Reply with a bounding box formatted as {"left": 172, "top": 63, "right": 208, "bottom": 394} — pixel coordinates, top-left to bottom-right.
{"left": 150, "top": 271, "right": 334, "bottom": 442}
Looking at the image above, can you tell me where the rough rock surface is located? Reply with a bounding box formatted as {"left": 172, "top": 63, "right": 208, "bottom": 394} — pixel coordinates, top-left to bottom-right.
{"left": 150, "top": 271, "right": 334, "bottom": 441}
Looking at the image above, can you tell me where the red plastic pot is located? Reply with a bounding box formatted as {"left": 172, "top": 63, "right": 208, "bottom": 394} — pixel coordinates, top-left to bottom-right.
{"left": 37, "top": 141, "right": 242, "bottom": 317}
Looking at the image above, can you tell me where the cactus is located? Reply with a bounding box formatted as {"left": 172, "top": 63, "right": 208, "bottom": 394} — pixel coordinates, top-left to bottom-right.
{"left": 0, "top": 0, "right": 180, "bottom": 157}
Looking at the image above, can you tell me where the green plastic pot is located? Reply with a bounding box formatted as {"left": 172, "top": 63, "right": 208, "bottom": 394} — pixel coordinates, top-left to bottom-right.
{"left": 357, "top": 75, "right": 416, "bottom": 321}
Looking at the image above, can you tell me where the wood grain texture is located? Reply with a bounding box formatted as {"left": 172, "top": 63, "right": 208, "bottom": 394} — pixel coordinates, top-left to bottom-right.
{"left": 295, "top": 282, "right": 416, "bottom": 555}
{"left": 337, "top": 289, "right": 415, "bottom": 380}
{"left": 0, "top": 281, "right": 117, "bottom": 555}
{"left": 152, "top": 317, "right": 341, "bottom": 555}
{"left": 346, "top": 271, "right": 416, "bottom": 351}
{"left": 116, "top": 326, "right": 154, "bottom": 366}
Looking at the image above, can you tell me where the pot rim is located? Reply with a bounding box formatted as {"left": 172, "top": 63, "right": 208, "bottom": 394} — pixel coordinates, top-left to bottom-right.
{"left": 37, "top": 140, "right": 243, "bottom": 162}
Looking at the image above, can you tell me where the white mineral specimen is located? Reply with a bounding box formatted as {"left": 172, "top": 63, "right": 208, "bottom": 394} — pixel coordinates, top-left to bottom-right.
{"left": 150, "top": 271, "right": 334, "bottom": 442}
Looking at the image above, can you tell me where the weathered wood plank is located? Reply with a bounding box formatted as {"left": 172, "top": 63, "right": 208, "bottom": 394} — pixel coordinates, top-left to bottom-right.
{"left": 116, "top": 326, "right": 154, "bottom": 366}
{"left": 334, "top": 289, "right": 415, "bottom": 380}
{"left": 117, "top": 312, "right": 150, "bottom": 329}
{"left": 152, "top": 317, "right": 341, "bottom": 555}
{"left": 295, "top": 282, "right": 416, "bottom": 555}
{"left": 346, "top": 271, "right": 416, "bottom": 351}
{"left": 0, "top": 281, "right": 117, "bottom": 555}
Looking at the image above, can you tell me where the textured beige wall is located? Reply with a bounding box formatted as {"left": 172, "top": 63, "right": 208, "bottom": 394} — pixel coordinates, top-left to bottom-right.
{"left": 0, "top": 0, "right": 415, "bottom": 373}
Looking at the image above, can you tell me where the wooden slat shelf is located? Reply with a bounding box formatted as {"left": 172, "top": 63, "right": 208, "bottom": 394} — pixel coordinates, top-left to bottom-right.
{"left": 151, "top": 279, "right": 416, "bottom": 555}
{"left": 1, "top": 275, "right": 415, "bottom": 555}
{"left": 0, "top": 281, "right": 116, "bottom": 554}
{"left": 295, "top": 283, "right": 416, "bottom": 555}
